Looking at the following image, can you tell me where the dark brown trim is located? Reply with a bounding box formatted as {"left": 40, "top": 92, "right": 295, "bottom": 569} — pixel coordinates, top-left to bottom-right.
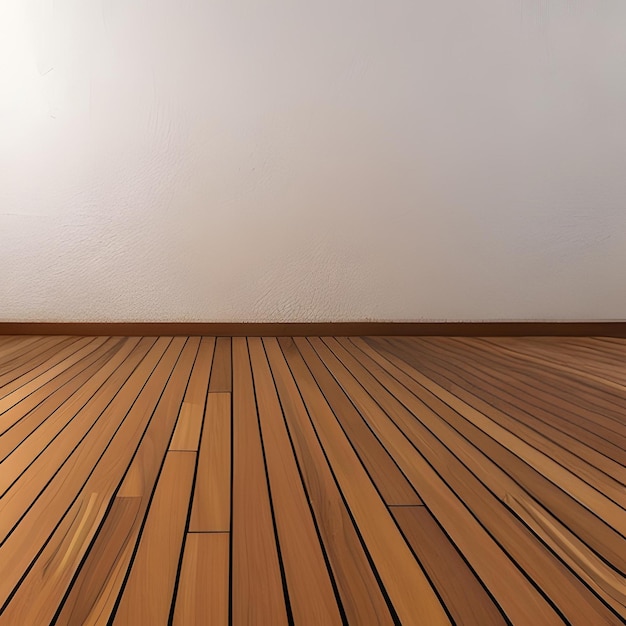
{"left": 0, "top": 322, "right": 625, "bottom": 337}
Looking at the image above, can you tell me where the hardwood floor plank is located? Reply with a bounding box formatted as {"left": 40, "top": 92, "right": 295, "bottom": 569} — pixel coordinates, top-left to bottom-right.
{"left": 484, "top": 345, "right": 626, "bottom": 436}
{"left": 472, "top": 340, "right": 624, "bottom": 397}
{"left": 532, "top": 337, "right": 626, "bottom": 368}
{"left": 170, "top": 337, "right": 215, "bottom": 451}
{"left": 436, "top": 336, "right": 626, "bottom": 408}
{"left": 231, "top": 337, "right": 288, "bottom": 625}
{"left": 0, "top": 338, "right": 179, "bottom": 612}
{"left": 0, "top": 337, "right": 85, "bottom": 395}
{"left": 264, "top": 338, "right": 394, "bottom": 625}
{"left": 0, "top": 337, "right": 125, "bottom": 452}
{"left": 113, "top": 451, "right": 196, "bottom": 625}
{"left": 466, "top": 339, "right": 624, "bottom": 410}
{"left": 173, "top": 533, "right": 229, "bottom": 626}
{"left": 0, "top": 491, "right": 114, "bottom": 624}
{"left": 590, "top": 336, "right": 626, "bottom": 352}
{"left": 338, "top": 341, "right": 605, "bottom": 624}
{"left": 447, "top": 337, "right": 626, "bottom": 435}
{"left": 209, "top": 336, "right": 231, "bottom": 392}
{"left": 189, "top": 392, "right": 231, "bottom": 531}
{"left": 408, "top": 337, "right": 626, "bottom": 475}
{"left": 368, "top": 340, "right": 626, "bottom": 548}
{"left": 1, "top": 334, "right": 623, "bottom": 624}
{"left": 350, "top": 341, "right": 626, "bottom": 619}
{"left": 296, "top": 337, "right": 422, "bottom": 505}
{"left": 280, "top": 337, "right": 450, "bottom": 626}
{"left": 0, "top": 337, "right": 42, "bottom": 362}
{"left": 0, "top": 338, "right": 156, "bottom": 531}
{"left": 483, "top": 337, "right": 626, "bottom": 389}
{"left": 392, "top": 336, "right": 626, "bottom": 498}
{"left": 169, "top": 402, "right": 204, "bottom": 452}
{"left": 52, "top": 496, "right": 142, "bottom": 626}
{"left": 0, "top": 337, "right": 109, "bottom": 416}
{"left": 0, "top": 336, "right": 73, "bottom": 382}
{"left": 352, "top": 340, "right": 617, "bottom": 624}
{"left": 53, "top": 339, "right": 199, "bottom": 625}
{"left": 0, "top": 337, "right": 95, "bottom": 405}
{"left": 249, "top": 337, "right": 343, "bottom": 624}
{"left": 374, "top": 337, "right": 626, "bottom": 498}
{"left": 391, "top": 505, "right": 506, "bottom": 626}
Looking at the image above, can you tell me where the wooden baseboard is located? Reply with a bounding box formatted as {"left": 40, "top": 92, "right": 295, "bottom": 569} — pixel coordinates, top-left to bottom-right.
{"left": 0, "top": 322, "right": 624, "bottom": 337}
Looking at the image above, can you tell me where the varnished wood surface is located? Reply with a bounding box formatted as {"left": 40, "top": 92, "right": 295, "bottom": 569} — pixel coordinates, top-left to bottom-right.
{"left": 1, "top": 321, "right": 626, "bottom": 337}
{"left": 0, "top": 335, "right": 625, "bottom": 625}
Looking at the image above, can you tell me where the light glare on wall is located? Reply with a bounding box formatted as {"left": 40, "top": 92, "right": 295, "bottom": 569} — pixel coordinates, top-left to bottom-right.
{"left": 0, "top": 1, "right": 49, "bottom": 145}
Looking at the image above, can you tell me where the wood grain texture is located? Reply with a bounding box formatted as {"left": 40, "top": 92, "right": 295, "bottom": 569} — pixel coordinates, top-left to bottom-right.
{"left": 394, "top": 337, "right": 626, "bottom": 479}
{"left": 173, "top": 533, "right": 229, "bottom": 626}
{"left": 54, "top": 339, "right": 198, "bottom": 625}
{"left": 353, "top": 337, "right": 624, "bottom": 625}
{"left": 231, "top": 337, "right": 288, "bottom": 625}
{"left": 0, "top": 337, "right": 91, "bottom": 403}
{"left": 113, "top": 451, "right": 196, "bottom": 625}
{"left": 0, "top": 338, "right": 189, "bottom": 623}
{"left": 53, "top": 496, "right": 142, "bottom": 626}
{"left": 1, "top": 335, "right": 625, "bottom": 624}
{"left": 280, "top": 337, "right": 450, "bottom": 626}
{"left": 363, "top": 340, "right": 626, "bottom": 562}
{"left": 0, "top": 337, "right": 107, "bottom": 414}
{"left": 298, "top": 337, "right": 422, "bottom": 505}
{"left": 0, "top": 337, "right": 40, "bottom": 361}
{"left": 209, "top": 336, "right": 232, "bottom": 392}
{"left": 431, "top": 338, "right": 626, "bottom": 446}
{"left": 0, "top": 337, "right": 126, "bottom": 455}
{"left": 263, "top": 337, "right": 395, "bottom": 625}
{"left": 0, "top": 338, "right": 143, "bottom": 497}
{"left": 330, "top": 338, "right": 567, "bottom": 624}
{"left": 0, "top": 336, "right": 76, "bottom": 386}
{"left": 391, "top": 505, "right": 507, "bottom": 626}
{"left": 248, "top": 338, "right": 342, "bottom": 624}
{"left": 0, "top": 338, "right": 162, "bottom": 542}
{"left": 379, "top": 338, "right": 626, "bottom": 501}
{"left": 189, "top": 393, "right": 231, "bottom": 531}
{"left": 169, "top": 337, "right": 215, "bottom": 451}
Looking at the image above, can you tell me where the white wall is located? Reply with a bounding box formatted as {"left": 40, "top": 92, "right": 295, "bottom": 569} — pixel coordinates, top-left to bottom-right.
{"left": 1, "top": 0, "right": 625, "bottom": 322}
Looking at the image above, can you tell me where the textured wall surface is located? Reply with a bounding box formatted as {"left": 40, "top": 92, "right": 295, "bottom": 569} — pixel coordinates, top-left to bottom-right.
{"left": 1, "top": 1, "right": 625, "bottom": 322}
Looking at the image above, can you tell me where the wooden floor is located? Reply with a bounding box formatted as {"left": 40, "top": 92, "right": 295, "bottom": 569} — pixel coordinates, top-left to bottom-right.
{"left": 0, "top": 335, "right": 624, "bottom": 625}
